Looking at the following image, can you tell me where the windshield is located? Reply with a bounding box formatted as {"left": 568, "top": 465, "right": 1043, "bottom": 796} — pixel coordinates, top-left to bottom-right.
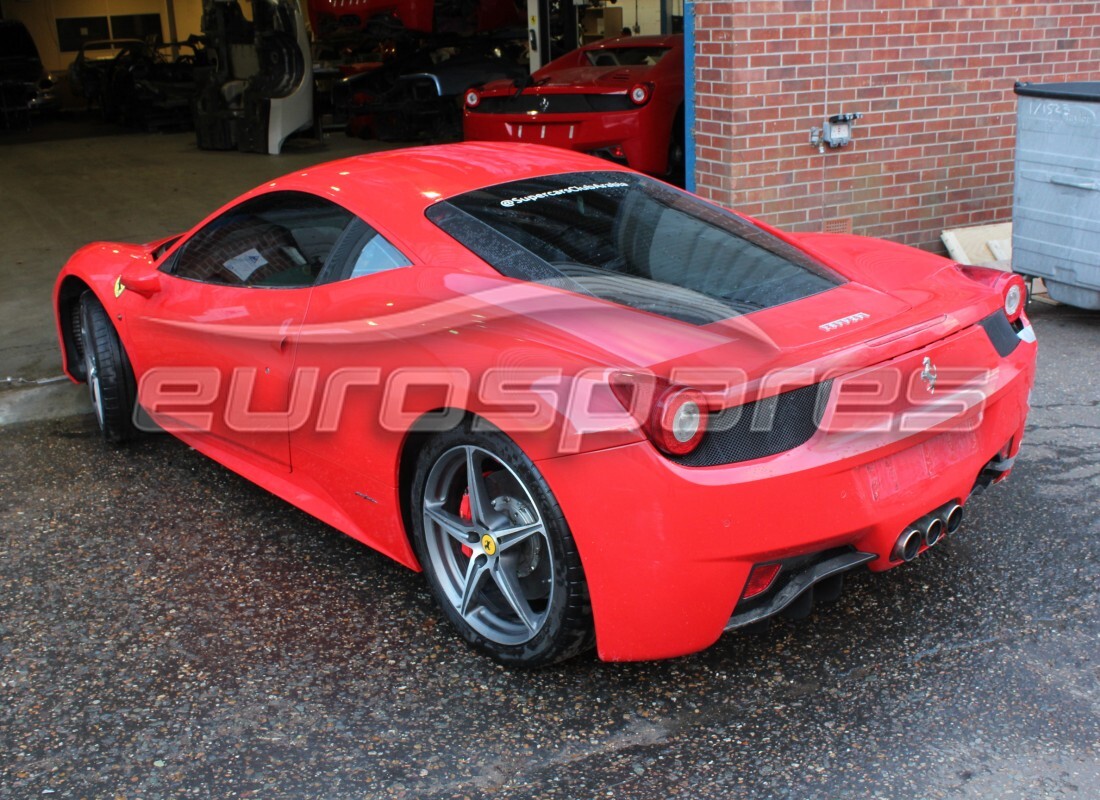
{"left": 583, "top": 47, "right": 669, "bottom": 67}
{"left": 426, "top": 172, "right": 843, "bottom": 325}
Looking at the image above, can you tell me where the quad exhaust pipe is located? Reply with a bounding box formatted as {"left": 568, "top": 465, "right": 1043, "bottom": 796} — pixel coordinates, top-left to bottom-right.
{"left": 919, "top": 514, "right": 945, "bottom": 548}
{"left": 891, "top": 501, "right": 964, "bottom": 562}
{"left": 944, "top": 502, "right": 964, "bottom": 535}
{"left": 893, "top": 527, "right": 922, "bottom": 562}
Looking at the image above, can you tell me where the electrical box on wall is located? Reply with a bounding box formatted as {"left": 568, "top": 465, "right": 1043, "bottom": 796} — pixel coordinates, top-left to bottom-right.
{"left": 823, "top": 112, "right": 862, "bottom": 147}
{"left": 810, "top": 112, "right": 864, "bottom": 152}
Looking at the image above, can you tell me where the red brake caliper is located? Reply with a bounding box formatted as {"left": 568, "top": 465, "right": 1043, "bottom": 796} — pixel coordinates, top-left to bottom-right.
{"left": 459, "top": 489, "right": 473, "bottom": 558}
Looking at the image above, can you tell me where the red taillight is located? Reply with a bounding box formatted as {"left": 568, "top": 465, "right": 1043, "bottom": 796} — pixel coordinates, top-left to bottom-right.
{"left": 958, "top": 265, "right": 1028, "bottom": 323}
{"left": 649, "top": 386, "right": 707, "bottom": 456}
{"left": 742, "top": 563, "right": 782, "bottom": 600}
{"left": 464, "top": 88, "right": 481, "bottom": 109}
{"left": 610, "top": 377, "right": 708, "bottom": 456}
{"left": 1000, "top": 273, "right": 1026, "bottom": 322}
{"left": 629, "top": 82, "right": 652, "bottom": 106}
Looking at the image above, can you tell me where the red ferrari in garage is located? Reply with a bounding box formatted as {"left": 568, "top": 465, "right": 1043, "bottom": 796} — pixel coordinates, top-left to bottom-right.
{"left": 463, "top": 35, "right": 685, "bottom": 183}
{"left": 55, "top": 143, "right": 1036, "bottom": 665}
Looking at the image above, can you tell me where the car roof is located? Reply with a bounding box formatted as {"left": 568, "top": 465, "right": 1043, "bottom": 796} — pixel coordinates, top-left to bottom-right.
{"left": 582, "top": 34, "right": 682, "bottom": 51}
{"left": 262, "top": 142, "right": 630, "bottom": 226}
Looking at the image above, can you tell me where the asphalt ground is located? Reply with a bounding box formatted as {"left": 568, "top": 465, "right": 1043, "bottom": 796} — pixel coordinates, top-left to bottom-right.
{"left": 1, "top": 299, "right": 1097, "bottom": 799}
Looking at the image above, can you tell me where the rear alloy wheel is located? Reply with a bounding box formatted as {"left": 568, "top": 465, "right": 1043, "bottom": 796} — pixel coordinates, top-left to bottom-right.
{"left": 79, "top": 292, "right": 138, "bottom": 443}
{"left": 411, "top": 425, "right": 594, "bottom": 666}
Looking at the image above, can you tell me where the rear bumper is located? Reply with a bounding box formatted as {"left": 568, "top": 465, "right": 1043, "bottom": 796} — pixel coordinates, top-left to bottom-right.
{"left": 536, "top": 322, "right": 1037, "bottom": 661}
{"left": 463, "top": 105, "right": 670, "bottom": 175}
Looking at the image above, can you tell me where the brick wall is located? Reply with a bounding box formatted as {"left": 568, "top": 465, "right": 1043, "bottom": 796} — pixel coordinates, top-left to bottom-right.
{"left": 691, "top": 0, "right": 1100, "bottom": 251}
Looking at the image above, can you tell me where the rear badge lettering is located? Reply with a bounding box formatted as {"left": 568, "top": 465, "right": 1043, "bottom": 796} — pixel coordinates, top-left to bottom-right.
{"left": 819, "top": 311, "right": 871, "bottom": 332}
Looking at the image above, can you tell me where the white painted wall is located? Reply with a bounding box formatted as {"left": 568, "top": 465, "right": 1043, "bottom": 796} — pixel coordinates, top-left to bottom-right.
{"left": 606, "top": 0, "right": 663, "bottom": 37}
{"left": 172, "top": 0, "right": 205, "bottom": 38}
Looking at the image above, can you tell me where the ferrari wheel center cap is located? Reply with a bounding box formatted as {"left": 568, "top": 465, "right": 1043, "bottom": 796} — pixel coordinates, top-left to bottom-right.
{"left": 481, "top": 534, "right": 498, "bottom": 556}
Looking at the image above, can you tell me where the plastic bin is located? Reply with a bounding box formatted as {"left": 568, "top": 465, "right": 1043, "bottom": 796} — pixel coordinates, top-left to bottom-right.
{"left": 1012, "top": 81, "right": 1100, "bottom": 310}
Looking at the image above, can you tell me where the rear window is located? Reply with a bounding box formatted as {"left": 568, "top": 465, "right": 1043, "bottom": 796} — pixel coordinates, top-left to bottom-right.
{"left": 426, "top": 172, "right": 843, "bottom": 325}
{"left": 583, "top": 47, "right": 669, "bottom": 67}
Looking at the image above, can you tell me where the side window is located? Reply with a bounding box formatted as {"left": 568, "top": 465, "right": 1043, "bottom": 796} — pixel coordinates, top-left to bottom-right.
{"left": 322, "top": 217, "right": 411, "bottom": 282}
{"left": 169, "top": 191, "right": 355, "bottom": 288}
{"left": 350, "top": 233, "right": 411, "bottom": 278}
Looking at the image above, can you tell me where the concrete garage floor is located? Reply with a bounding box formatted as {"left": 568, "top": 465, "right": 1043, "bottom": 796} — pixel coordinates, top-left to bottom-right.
{"left": 0, "top": 128, "right": 385, "bottom": 424}
{"left": 0, "top": 128, "right": 376, "bottom": 383}
{"left": 1, "top": 131, "right": 1099, "bottom": 798}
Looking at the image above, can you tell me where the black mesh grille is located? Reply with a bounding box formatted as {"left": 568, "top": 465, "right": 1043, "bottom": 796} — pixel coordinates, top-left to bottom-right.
{"left": 672, "top": 381, "right": 832, "bottom": 467}
{"left": 978, "top": 310, "right": 1021, "bottom": 357}
{"left": 472, "top": 93, "right": 633, "bottom": 114}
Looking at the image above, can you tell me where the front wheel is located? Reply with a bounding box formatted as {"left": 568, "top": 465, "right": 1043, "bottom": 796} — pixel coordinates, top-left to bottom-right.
{"left": 410, "top": 423, "right": 594, "bottom": 666}
{"left": 79, "top": 292, "right": 138, "bottom": 443}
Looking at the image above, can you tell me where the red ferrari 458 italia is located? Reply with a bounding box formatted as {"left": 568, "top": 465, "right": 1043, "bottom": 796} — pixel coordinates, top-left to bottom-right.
{"left": 463, "top": 35, "right": 685, "bottom": 183}
{"left": 55, "top": 143, "right": 1036, "bottom": 665}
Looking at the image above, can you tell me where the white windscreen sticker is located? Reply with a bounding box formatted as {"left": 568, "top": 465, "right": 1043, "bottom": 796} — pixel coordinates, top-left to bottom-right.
{"left": 223, "top": 248, "right": 268, "bottom": 280}
{"left": 500, "top": 181, "right": 629, "bottom": 208}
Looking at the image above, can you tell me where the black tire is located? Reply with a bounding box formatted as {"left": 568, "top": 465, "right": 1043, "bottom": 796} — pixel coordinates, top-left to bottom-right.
{"left": 410, "top": 421, "right": 594, "bottom": 666}
{"left": 79, "top": 292, "right": 138, "bottom": 443}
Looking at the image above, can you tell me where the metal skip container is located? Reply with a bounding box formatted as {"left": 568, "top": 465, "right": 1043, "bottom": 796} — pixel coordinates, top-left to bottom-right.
{"left": 1012, "top": 81, "right": 1100, "bottom": 310}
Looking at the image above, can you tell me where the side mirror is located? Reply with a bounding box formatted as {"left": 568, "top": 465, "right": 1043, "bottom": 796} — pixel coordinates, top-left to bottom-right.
{"left": 120, "top": 262, "right": 162, "bottom": 298}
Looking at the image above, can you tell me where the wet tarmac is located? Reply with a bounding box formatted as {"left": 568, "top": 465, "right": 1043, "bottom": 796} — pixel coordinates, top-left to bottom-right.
{"left": 1, "top": 300, "right": 1097, "bottom": 799}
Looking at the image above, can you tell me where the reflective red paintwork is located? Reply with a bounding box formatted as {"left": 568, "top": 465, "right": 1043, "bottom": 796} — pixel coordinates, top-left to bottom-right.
{"left": 463, "top": 35, "right": 684, "bottom": 178}
{"left": 54, "top": 143, "right": 1037, "bottom": 661}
